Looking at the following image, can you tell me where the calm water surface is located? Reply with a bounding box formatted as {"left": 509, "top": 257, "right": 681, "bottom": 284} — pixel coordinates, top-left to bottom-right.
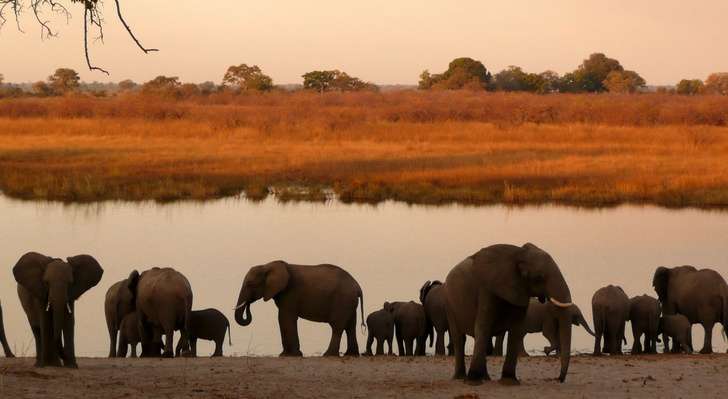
{"left": 1, "top": 195, "right": 727, "bottom": 357}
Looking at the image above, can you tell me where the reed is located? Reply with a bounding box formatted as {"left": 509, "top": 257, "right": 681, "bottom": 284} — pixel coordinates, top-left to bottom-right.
{"left": 0, "top": 92, "right": 727, "bottom": 206}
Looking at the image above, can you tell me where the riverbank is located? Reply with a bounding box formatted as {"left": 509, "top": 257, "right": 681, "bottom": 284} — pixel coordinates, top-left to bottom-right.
{"left": 1, "top": 354, "right": 726, "bottom": 398}
{"left": 1, "top": 93, "right": 728, "bottom": 207}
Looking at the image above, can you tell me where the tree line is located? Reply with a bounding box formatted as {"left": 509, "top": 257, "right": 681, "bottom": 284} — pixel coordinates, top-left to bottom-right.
{"left": 1, "top": 53, "right": 727, "bottom": 98}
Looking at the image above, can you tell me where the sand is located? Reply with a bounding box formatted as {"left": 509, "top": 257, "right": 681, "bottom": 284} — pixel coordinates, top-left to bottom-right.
{"left": 1, "top": 354, "right": 727, "bottom": 398}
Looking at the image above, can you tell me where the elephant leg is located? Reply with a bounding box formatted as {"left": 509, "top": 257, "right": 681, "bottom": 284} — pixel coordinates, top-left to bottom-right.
{"left": 175, "top": 337, "right": 184, "bottom": 357}
{"left": 446, "top": 333, "right": 453, "bottom": 356}
{"left": 131, "top": 343, "right": 137, "bottom": 358}
{"left": 631, "top": 330, "right": 642, "bottom": 354}
{"left": 376, "top": 338, "right": 385, "bottom": 356}
{"left": 387, "top": 337, "right": 394, "bottom": 356}
{"left": 415, "top": 334, "right": 426, "bottom": 356}
{"left": 501, "top": 307, "right": 527, "bottom": 385}
{"left": 592, "top": 313, "right": 604, "bottom": 356}
{"left": 700, "top": 322, "right": 714, "bottom": 354}
{"left": 107, "top": 322, "right": 118, "bottom": 358}
{"left": 395, "top": 324, "right": 405, "bottom": 356}
{"left": 466, "top": 295, "right": 497, "bottom": 384}
{"left": 435, "top": 329, "right": 446, "bottom": 356}
{"left": 343, "top": 315, "right": 360, "bottom": 357}
{"left": 364, "top": 334, "right": 374, "bottom": 356}
{"left": 278, "top": 311, "right": 302, "bottom": 357}
{"left": 31, "top": 326, "right": 42, "bottom": 367}
{"left": 448, "top": 321, "right": 466, "bottom": 379}
{"left": 324, "top": 327, "right": 343, "bottom": 357}
{"left": 162, "top": 330, "right": 174, "bottom": 358}
{"left": 0, "top": 304, "right": 14, "bottom": 358}
{"left": 493, "top": 333, "right": 504, "bottom": 357}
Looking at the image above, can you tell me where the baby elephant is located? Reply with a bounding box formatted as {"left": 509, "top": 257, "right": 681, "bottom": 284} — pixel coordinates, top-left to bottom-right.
{"left": 118, "top": 313, "right": 142, "bottom": 358}
{"left": 363, "top": 308, "right": 394, "bottom": 356}
{"left": 659, "top": 314, "right": 693, "bottom": 354}
{"left": 384, "top": 301, "right": 429, "bottom": 356}
{"left": 175, "top": 308, "right": 232, "bottom": 357}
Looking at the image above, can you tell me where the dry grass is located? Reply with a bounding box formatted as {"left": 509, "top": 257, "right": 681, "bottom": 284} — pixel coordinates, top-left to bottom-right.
{"left": 1, "top": 92, "right": 728, "bottom": 206}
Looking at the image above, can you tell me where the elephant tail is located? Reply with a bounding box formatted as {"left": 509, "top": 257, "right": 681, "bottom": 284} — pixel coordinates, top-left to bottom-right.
{"left": 227, "top": 320, "right": 233, "bottom": 347}
{"left": 359, "top": 289, "right": 366, "bottom": 334}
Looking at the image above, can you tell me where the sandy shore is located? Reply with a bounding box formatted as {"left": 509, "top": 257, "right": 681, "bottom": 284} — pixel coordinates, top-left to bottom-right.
{"left": 1, "top": 354, "right": 726, "bottom": 398}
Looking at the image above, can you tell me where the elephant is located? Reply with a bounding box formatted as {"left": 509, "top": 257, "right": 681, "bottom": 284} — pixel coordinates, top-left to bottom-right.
{"left": 653, "top": 265, "right": 728, "bottom": 354}
{"left": 0, "top": 300, "right": 14, "bottom": 357}
{"left": 128, "top": 267, "right": 193, "bottom": 358}
{"left": 658, "top": 314, "right": 693, "bottom": 354}
{"left": 444, "top": 243, "right": 574, "bottom": 385}
{"left": 592, "top": 285, "right": 630, "bottom": 356}
{"left": 234, "top": 260, "right": 364, "bottom": 357}
{"left": 628, "top": 295, "right": 661, "bottom": 354}
{"left": 363, "top": 308, "right": 394, "bottom": 356}
{"left": 13, "top": 252, "right": 104, "bottom": 368}
{"left": 493, "top": 299, "right": 594, "bottom": 357}
{"left": 420, "top": 280, "right": 451, "bottom": 356}
{"left": 384, "top": 301, "right": 429, "bottom": 356}
{"left": 174, "top": 308, "right": 232, "bottom": 357}
{"left": 118, "top": 312, "right": 141, "bottom": 358}
{"left": 104, "top": 278, "right": 136, "bottom": 357}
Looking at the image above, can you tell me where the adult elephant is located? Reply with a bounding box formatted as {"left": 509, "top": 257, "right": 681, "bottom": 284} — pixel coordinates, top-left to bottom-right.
{"left": 0, "top": 300, "right": 15, "bottom": 357}
{"left": 420, "top": 280, "right": 451, "bottom": 356}
{"left": 128, "top": 267, "right": 193, "bottom": 358}
{"left": 653, "top": 265, "right": 728, "bottom": 354}
{"left": 104, "top": 278, "right": 136, "bottom": 357}
{"left": 592, "top": 285, "right": 630, "bottom": 356}
{"left": 493, "top": 299, "right": 594, "bottom": 356}
{"left": 234, "top": 260, "right": 364, "bottom": 357}
{"left": 13, "top": 252, "right": 104, "bottom": 368}
{"left": 628, "top": 295, "right": 661, "bottom": 354}
{"left": 444, "top": 243, "right": 574, "bottom": 385}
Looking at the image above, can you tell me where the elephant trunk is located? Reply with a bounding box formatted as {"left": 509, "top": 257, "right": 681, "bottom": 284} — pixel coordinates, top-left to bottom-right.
{"left": 49, "top": 284, "right": 69, "bottom": 350}
{"left": 576, "top": 312, "right": 595, "bottom": 337}
{"left": 557, "top": 308, "right": 572, "bottom": 383}
{"left": 235, "top": 302, "right": 252, "bottom": 326}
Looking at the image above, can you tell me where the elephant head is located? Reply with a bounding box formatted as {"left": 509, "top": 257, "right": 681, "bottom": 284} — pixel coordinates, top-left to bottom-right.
{"left": 13, "top": 252, "right": 103, "bottom": 352}
{"left": 569, "top": 305, "right": 595, "bottom": 336}
{"left": 652, "top": 265, "right": 698, "bottom": 304}
{"left": 475, "top": 243, "right": 573, "bottom": 382}
{"left": 419, "top": 280, "right": 442, "bottom": 304}
{"left": 234, "top": 261, "right": 290, "bottom": 326}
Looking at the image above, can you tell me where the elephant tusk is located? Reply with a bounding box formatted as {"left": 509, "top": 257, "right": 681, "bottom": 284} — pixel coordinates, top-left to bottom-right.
{"left": 46, "top": 302, "right": 51, "bottom": 311}
{"left": 66, "top": 303, "right": 73, "bottom": 314}
{"left": 549, "top": 297, "right": 573, "bottom": 308}
{"left": 234, "top": 302, "right": 247, "bottom": 311}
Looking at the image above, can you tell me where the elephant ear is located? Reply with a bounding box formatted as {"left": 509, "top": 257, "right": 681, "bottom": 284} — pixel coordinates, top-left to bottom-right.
{"left": 473, "top": 244, "right": 530, "bottom": 307}
{"left": 13, "top": 252, "right": 53, "bottom": 300}
{"left": 127, "top": 270, "right": 141, "bottom": 294}
{"left": 652, "top": 267, "right": 670, "bottom": 302}
{"left": 263, "top": 261, "right": 290, "bottom": 301}
{"left": 419, "top": 280, "right": 432, "bottom": 304}
{"left": 67, "top": 255, "right": 104, "bottom": 300}
{"left": 383, "top": 301, "right": 393, "bottom": 312}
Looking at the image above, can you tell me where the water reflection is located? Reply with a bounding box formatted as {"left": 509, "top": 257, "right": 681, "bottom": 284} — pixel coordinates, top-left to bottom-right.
{"left": 1, "top": 195, "right": 727, "bottom": 357}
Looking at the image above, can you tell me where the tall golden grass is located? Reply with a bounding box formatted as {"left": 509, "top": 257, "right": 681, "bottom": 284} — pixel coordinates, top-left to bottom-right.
{"left": 1, "top": 91, "right": 727, "bottom": 206}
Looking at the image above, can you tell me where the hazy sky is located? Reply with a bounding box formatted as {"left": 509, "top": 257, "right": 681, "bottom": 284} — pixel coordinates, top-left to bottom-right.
{"left": 1, "top": 0, "right": 726, "bottom": 85}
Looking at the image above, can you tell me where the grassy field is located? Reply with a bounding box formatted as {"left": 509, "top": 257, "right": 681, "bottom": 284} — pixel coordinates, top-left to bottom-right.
{"left": 1, "top": 91, "right": 728, "bottom": 206}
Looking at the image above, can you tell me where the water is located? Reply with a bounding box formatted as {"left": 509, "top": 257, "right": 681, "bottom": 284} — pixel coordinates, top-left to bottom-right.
{"left": 1, "top": 195, "right": 727, "bottom": 358}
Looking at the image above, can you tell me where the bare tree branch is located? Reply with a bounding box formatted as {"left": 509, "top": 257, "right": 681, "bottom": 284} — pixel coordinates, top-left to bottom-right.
{"left": 84, "top": 4, "right": 108, "bottom": 74}
{"left": 113, "top": 0, "right": 156, "bottom": 53}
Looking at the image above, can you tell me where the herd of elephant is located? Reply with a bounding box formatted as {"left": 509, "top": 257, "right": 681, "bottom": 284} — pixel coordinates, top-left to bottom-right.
{"left": 1, "top": 243, "right": 727, "bottom": 386}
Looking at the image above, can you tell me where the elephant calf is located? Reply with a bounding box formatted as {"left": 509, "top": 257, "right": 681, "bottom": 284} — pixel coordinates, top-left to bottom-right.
{"left": 118, "top": 313, "right": 141, "bottom": 358}
{"left": 363, "top": 309, "right": 394, "bottom": 356}
{"left": 629, "top": 295, "right": 661, "bottom": 354}
{"left": 592, "top": 285, "right": 630, "bottom": 356}
{"left": 175, "top": 308, "right": 231, "bottom": 357}
{"left": 384, "top": 301, "right": 428, "bottom": 356}
{"left": 659, "top": 314, "right": 693, "bottom": 354}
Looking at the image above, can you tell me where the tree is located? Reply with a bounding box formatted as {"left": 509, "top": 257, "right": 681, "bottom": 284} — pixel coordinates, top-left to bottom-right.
{"left": 32, "top": 81, "right": 53, "bottom": 97}
{"left": 179, "top": 83, "right": 201, "bottom": 98}
{"left": 198, "top": 81, "right": 218, "bottom": 95}
{"left": 302, "top": 70, "right": 376, "bottom": 93}
{"left": 118, "top": 79, "right": 137, "bottom": 91}
{"left": 419, "top": 57, "right": 492, "bottom": 90}
{"left": 0, "top": 1, "right": 156, "bottom": 74}
{"left": 675, "top": 79, "right": 704, "bottom": 95}
{"left": 705, "top": 73, "right": 728, "bottom": 95}
{"left": 572, "top": 53, "right": 624, "bottom": 92}
{"left": 603, "top": 70, "right": 646, "bottom": 93}
{"left": 222, "top": 64, "right": 274, "bottom": 92}
{"left": 493, "top": 66, "right": 530, "bottom": 92}
{"left": 0, "top": 73, "right": 4, "bottom": 86}
{"left": 141, "top": 76, "right": 181, "bottom": 98}
{"left": 48, "top": 68, "right": 80, "bottom": 94}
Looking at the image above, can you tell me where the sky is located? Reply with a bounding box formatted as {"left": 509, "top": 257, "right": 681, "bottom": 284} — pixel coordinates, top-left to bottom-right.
{"left": 0, "top": 0, "right": 726, "bottom": 85}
